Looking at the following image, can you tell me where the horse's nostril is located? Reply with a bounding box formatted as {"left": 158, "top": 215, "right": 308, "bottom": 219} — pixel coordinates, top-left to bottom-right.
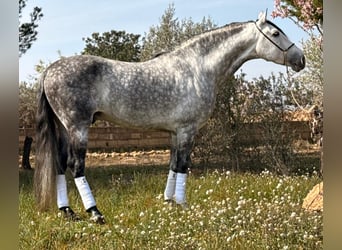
{"left": 301, "top": 55, "right": 306, "bottom": 66}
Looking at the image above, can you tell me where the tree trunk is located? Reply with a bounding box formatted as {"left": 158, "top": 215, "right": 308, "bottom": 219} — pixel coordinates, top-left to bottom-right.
{"left": 320, "top": 139, "right": 323, "bottom": 177}
{"left": 21, "top": 136, "right": 33, "bottom": 169}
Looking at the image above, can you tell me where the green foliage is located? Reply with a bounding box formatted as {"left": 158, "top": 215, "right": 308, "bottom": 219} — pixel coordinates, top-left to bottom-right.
{"left": 19, "top": 167, "right": 322, "bottom": 249}
{"left": 289, "top": 36, "right": 323, "bottom": 108}
{"left": 140, "top": 3, "right": 216, "bottom": 60}
{"left": 19, "top": 60, "right": 50, "bottom": 128}
{"left": 82, "top": 30, "right": 141, "bottom": 62}
{"left": 195, "top": 72, "right": 317, "bottom": 174}
{"left": 272, "top": 0, "right": 323, "bottom": 113}
{"left": 19, "top": 82, "right": 38, "bottom": 128}
{"left": 19, "top": 0, "right": 43, "bottom": 57}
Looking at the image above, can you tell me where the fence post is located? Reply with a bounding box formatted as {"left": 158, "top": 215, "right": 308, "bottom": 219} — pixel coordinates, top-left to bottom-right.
{"left": 21, "top": 136, "right": 33, "bottom": 169}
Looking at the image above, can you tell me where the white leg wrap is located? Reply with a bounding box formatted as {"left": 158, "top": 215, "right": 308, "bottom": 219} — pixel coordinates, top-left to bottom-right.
{"left": 74, "top": 176, "right": 96, "bottom": 210}
{"left": 164, "top": 170, "right": 177, "bottom": 200}
{"left": 174, "top": 173, "right": 187, "bottom": 204}
{"left": 56, "top": 175, "right": 69, "bottom": 208}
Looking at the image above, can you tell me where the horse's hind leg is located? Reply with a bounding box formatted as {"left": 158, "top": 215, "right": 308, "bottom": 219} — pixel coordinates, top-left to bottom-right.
{"left": 56, "top": 131, "right": 79, "bottom": 220}
{"left": 68, "top": 125, "right": 105, "bottom": 224}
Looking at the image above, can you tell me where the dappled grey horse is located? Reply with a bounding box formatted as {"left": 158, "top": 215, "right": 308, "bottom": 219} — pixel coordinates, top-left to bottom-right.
{"left": 34, "top": 12, "right": 305, "bottom": 224}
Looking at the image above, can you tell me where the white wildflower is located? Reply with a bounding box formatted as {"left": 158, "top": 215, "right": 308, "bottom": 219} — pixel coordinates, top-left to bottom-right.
{"left": 206, "top": 189, "right": 213, "bottom": 195}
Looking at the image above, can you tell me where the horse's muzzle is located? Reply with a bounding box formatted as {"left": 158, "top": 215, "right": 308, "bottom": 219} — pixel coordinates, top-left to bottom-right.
{"left": 291, "top": 55, "right": 306, "bottom": 72}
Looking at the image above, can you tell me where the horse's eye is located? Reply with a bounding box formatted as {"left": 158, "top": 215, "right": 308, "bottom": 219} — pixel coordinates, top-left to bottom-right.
{"left": 272, "top": 31, "right": 280, "bottom": 37}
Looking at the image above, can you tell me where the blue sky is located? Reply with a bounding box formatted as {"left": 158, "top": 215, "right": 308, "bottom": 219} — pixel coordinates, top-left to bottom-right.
{"left": 19, "top": 0, "right": 308, "bottom": 82}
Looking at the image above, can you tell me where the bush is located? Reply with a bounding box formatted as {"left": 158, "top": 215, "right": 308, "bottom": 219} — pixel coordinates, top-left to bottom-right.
{"left": 194, "top": 72, "right": 312, "bottom": 174}
{"left": 19, "top": 81, "right": 38, "bottom": 128}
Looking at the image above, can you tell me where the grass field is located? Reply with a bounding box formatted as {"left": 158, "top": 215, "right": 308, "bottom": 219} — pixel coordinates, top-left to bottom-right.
{"left": 19, "top": 164, "right": 322, "bottom": 249}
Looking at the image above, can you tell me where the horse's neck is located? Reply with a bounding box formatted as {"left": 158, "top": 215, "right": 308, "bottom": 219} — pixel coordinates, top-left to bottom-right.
{"left": 178, "top": 22, "right": 257, "bottom": 83}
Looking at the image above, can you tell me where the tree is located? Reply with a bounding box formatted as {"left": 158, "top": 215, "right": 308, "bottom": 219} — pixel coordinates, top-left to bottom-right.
{"left": 19, "top": 0, "right": 43, "bottom": 57}
{"left": 82, "top": 30, "right": 141, "bottom": 62}
{"left": 272, "top": 0, "right": 323, "bottom": 107}
{"left": 19, "top": 60, "right": 48, "bottom": 169}
{"left": 140, "top": 3, "right": 216, "bottom": 60}
{"left": 271, "top": 0, "right": 323, "bottom": 36}
{"left": 286, "top": 37, "right": 323, "bottom": 108}
{"left": 272, "top": 0, "right": 323, "bottom": 176}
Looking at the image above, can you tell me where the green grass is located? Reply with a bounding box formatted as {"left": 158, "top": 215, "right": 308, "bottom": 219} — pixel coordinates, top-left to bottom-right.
{"left": 19, "top": 165, "right": 322, "bottom": 249}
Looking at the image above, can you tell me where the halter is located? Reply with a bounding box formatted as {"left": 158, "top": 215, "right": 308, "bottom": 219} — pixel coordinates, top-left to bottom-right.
{"left": 254, "top": 21, "right": 295, "bottom": 66}
{"left": 254, "top": 21, "right": 302, "bottom": 113}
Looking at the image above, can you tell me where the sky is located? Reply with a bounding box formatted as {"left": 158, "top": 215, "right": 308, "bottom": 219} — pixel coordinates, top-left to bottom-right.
{"left": 19, "top": 0, "right": 309, "bottom": 82}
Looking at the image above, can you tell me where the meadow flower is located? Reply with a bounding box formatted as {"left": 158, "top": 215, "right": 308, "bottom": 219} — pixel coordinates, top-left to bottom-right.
{"left": 206, "top": 189, "right": 213, "bottom": 195}
{"left": 237, "top": 198, "right": 246, "bottom": 206}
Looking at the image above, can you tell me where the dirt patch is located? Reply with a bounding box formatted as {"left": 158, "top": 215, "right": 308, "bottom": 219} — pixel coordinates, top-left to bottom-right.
{"left": 19, "top": 150, "right": 171, "bottom": 168}
{"left": 85, "top": 150, "right": 170, "bottom": 167}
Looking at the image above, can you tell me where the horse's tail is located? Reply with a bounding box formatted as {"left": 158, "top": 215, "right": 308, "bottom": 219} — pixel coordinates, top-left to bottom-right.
{"left": 34, "top": 71, "right": 60, "bottom": 211}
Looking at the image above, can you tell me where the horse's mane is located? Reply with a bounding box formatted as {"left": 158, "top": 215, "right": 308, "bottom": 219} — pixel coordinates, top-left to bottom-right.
{"left": 149, "top": 21, "right": 255, "bottom": 60}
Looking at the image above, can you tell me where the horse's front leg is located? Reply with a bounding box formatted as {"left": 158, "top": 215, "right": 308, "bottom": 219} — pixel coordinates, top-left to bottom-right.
{"left": 164, "top": 134, "right": 177, "bottom": 201}
{"left": 164, "top": 126, "right": 196, "bottom": 207}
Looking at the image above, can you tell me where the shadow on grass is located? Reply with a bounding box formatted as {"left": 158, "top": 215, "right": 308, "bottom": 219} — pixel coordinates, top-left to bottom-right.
{"left": 19, "top": 152, "right": 321, "bottom": 194}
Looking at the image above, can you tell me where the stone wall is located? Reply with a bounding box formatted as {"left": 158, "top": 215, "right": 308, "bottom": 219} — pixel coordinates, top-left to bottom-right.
{"left": 19, "top": 121, "right": 310, "bottom": 152}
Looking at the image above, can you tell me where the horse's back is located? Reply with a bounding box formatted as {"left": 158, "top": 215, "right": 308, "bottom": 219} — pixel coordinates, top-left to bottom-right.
{"left": 44, "top": 55, "right": 111, "bottom": 88}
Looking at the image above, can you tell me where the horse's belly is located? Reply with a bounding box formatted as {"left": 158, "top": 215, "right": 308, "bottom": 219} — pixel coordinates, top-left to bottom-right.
{"left": 96, "top": 108, "right": 176, "bottom": 131}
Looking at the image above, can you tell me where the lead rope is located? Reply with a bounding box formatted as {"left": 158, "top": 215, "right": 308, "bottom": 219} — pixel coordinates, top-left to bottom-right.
{"left": 283, "top": 50, "right": 301, "bottom": 110}
{"left": 284, "top": 63, "right": 309, "bottom": 113}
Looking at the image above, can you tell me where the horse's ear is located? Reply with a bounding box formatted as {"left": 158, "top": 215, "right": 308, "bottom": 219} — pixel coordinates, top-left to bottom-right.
{"left": 257, "top": 11, "right": 267, "bottom": 24}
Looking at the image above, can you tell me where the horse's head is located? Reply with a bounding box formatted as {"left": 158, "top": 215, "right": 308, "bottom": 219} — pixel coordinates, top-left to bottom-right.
{"left": 254, "top": 12, "right": 305, "bottom": 72}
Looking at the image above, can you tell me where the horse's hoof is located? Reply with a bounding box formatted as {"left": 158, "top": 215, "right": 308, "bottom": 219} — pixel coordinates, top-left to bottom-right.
{"left": 60, "top": 207, "right": 80, "bottom": 221}
{"left": 164, "top": 199, "right": 175, "bottom": 205}
{"left": 178, "top": 202, "right": 188, "bottom": 210}
{"left": 87, "top": 206, "right": 105, "bottom": 225}
{"left": 164, "top": 200, "right": 188, "bottom": 210}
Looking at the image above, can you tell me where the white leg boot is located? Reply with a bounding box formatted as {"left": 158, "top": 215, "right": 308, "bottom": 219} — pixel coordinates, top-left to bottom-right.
{"left": 164, "top": 170, "right": 177, "bottom": 201}
{"left": 57, "top": 175, "right": 79, "bottom": 220}
{"left": 74, "top": 176, "right": 96, "bottom": 210}
{"left": 56, "top": 175, "right": 69, "bottom": 208}
{"left": 174, "top": 173, "right": 187, "bottom": 206}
